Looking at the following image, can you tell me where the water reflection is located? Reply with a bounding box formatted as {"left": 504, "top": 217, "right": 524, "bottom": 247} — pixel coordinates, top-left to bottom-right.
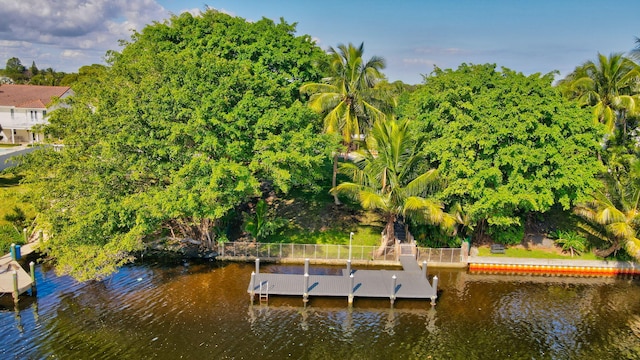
{"left": 0, "top": 261, "right": 638, "bottom": 359}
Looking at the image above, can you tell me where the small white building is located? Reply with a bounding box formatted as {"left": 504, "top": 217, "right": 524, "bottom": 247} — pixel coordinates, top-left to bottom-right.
{"left": 0, "top": 84, "right": 73, "bottom": 144}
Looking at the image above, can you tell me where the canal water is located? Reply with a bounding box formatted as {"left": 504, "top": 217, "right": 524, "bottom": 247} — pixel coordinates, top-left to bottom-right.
{"left": 0, "top": 260, "right": 638, "bottom": 359}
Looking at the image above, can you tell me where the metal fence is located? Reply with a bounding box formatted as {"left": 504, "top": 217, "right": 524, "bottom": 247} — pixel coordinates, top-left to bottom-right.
{"left": 416, "top": 247, "right": 463, "bottom": 263}
{"left": 219, "top": 242, "right": 463, "bottom": 263}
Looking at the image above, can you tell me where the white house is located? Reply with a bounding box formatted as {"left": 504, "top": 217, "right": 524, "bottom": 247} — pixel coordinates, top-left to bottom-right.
{"left": 0, "top": 84, "right": 73, "bottom": 144}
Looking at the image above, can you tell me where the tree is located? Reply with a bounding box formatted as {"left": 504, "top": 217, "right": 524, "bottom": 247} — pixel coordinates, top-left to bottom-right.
{"left": 5, "top": 57, "right": 25, "bottom": 81}
{"left": 301, "top": 42, "right": 390, "bottom": 204}
{"left": 30, "top": 61, "right": 39, "bottom": 76}
{"left": 559, "top": 53, "right": 640, "bottom": 137}
{"left": 574, "top": 159, "right": 640, "bottom": 260}
{"left": 331, "top": 118, "right": 453, "bottom": 254}
{"left": 400, "top": 64, "right": 604, "bottom": 239}
{"left": 18, "top": 10, "right": 332, "bottom": 280}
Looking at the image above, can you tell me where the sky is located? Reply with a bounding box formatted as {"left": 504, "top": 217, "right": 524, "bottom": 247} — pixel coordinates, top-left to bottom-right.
{"left": 0, "top": 0, "right": 638, "bottom": 84}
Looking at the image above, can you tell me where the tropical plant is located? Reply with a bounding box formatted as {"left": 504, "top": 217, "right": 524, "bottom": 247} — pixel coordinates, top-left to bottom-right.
{"left": 301, "top": 42, "right": 391, "bottom": 204}
{"left": 560, "top": 53, "right": 640, "bottom": 136}
{"left": 574, "top": 173, "right": 640, "bottom": 260}
{"left": 551, "top": 230, "right": 588, "bottom": 257}
{"left": 331, "top": 118, "right": 454, "bottom": 254}
{"left": 243, "top": 199, "right": 284, "bottom": 241}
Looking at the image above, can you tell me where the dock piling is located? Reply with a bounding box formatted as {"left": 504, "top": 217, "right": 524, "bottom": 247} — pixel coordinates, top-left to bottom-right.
{"left": 303, "top": 273, "right": 309, "bottom": 305}
{"left": 29, "top": 261, "right": 36, "bottom": 295}
{"left": 10, "top": 243, "right": 16, "bottom": 261}
{"left": 390, "top": 274, "right": 397, "bottom": 306}
{"left": 12, "top": 270, "right": 19, "bottom": 304}
{"left": 304, "top": 258, "right": 309, "bottom": 276}
{"left": 430, "top": 275, "right": 439, "bottom": 306}
{"left": 422, "top": 260, "right": 427, "bottom": 278}
{"left": 348, "top": 273, "right": 354, "bottom": 305}
{"left": 250, "top": 271, "right": 256, "bottom": 302}
{"left": 346, "top": 260, "right": 351, "bottom": 275}
{"left": 255, "top": 258, "right": 260, "bottom": 275}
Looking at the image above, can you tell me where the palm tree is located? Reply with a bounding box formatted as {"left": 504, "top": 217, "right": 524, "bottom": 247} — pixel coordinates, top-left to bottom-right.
{"left": 331, "top": 119, "right": 454, "bottom": 254}
{"left": 574, "top": 172, "right": 640, "bottom": 261}
{"left": 301, "top": 42, "right": 391, "bottom": 204}
{"left": 561, "top": 53, "right": 640, "bottom": 136}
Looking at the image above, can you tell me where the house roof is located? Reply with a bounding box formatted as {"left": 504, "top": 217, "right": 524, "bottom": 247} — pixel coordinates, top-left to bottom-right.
{"left": 0, "top": 84, "right": 72, "bottom": 109}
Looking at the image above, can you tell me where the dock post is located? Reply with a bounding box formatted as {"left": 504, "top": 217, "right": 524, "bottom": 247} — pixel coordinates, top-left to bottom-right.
{"left": 346, "top": 260, "right": 351, "bottom": 275}
{"left": 23, "top": 228, "right": 27, "bottom": 243}
{"left": 348, "top": 273, "right": 354, "bottom": 306}
{"left": 303, "top": 273, "right": 309, "bottom": 305}
{"left": 29, "top": 261, "right": 36, "bottom": 295}
{"left": 304, "top": 258, "right": 309, "bottom": 276}
{"left": 430, "top": 275, "right": 439, "bottom": 306}
{"left": 422, "top": 260, "right": 427, "bottom": 278}
{"left": 390, "top": 274, "right": 397, "bottom": 306}
{"left": 12, "top": 270, "right": 19, "bottom": 304}
{"left": 10, "top": 243, "right": 16, "bottom": 261}
{"left": 250, "top": 271, "right": 256, "bottom": 303}
{"left": 255, "top": 258, "right": 260, "bottom": 275}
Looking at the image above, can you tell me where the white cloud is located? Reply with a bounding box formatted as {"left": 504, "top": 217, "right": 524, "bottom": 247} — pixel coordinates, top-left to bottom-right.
{"left": 61, "top": 50, "right": 84, "bottom": 58}
{"left": 0, "top": 0, "right": 170, "bottom": 72}
{"left": 403, "top": 58, "right": 436, "bottom": 66}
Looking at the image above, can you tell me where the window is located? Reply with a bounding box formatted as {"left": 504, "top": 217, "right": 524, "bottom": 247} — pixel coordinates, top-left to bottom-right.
{"left": 30, "top": 110, "right": 37, "bottom": 121}
{"left": 43, "top": 110, "right": 46, "bottom": 117}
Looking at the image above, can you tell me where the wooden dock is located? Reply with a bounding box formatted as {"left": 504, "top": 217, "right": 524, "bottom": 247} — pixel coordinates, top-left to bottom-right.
{"left": 247, "top": 256, "right": 439, "bottom": 306}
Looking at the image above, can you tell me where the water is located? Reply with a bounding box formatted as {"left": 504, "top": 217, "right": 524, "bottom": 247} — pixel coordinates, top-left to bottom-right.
{"left": 0, "top": 260, "right": 638, "bottom": 359}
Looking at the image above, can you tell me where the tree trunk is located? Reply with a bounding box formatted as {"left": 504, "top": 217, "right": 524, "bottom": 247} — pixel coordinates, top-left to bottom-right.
{"left": 332, "top": 153, "right": 341, "bottom": 205}
{"left": 594, "top": 241, "right": 620, "bottom": 258}
{"left": 375, "top": 215, "right": 396, "bottom": 257}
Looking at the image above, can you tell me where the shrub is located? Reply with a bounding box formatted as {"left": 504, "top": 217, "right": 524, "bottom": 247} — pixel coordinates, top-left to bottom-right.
{"left": 0, "top": 224, "right": 23, "bottom": 253}
{"left": 487, "top": 223, "right": 524, "bottom": 245}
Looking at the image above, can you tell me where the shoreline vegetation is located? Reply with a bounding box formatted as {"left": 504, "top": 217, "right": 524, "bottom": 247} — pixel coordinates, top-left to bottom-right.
{"left": 1, "top": 9, "right": 639, "bottom": 280}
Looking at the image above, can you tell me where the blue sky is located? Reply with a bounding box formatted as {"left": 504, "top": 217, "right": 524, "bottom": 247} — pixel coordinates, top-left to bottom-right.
{"left": 0, "top": 0, "right": 638, "bottom": 84}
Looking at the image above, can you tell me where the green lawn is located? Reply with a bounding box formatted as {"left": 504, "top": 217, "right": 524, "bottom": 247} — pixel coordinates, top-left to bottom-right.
{"left": 268, "top": 224, "right": 382, "bottom": 246}
{"left": 477, "top": 246, "right": 601, "bottom": 260}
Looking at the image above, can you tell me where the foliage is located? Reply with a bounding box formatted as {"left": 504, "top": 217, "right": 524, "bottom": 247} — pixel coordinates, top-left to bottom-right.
{"left": 3, "top": 206, "right": 28, "bottom": 231}
{"left": 400, "top": 64, "right": 604, "bottom": 236}
{"left": 4, "top": 57, "right": 26, "bottom": 81}
{"left": 0, "top": 224, "right": 23, "bottom": 253}
{"left": 550, "top": 230, "right": 588, "bottom": 257}
{"left": 300, "top": 42, "right": 390, "bottom": 204}
{"left": 574, "top": 169, "right": 640, "bottom": 261}
{"left": 486, "top": 222, "right": 524, "bottom": 245}
{"left": 559, "top": 53, "right": 640, "bottom": 137}
{"left": 243, "top": 199, "right": 285, "bottom": 241}
{"left": 331, "top": 118, "right": 455, "bottom": 252}
{"left": 17, "top": 10, "right": 332, "bottom": 280}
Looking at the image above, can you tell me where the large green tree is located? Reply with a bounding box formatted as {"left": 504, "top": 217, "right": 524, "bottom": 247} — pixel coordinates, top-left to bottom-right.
{"left": 18, "top": 10, "right": 333, "bottom": 280}
{"left": 331, "top": 118, "right": 451, "bottom": 253}
{"left": 559, "top": 53, "right": 640, "bottom": 137}
{"left": 400, "top": 64, "right": 604, "bottom": 239}
{"left": 301, "top": 42, "right": 390, "bottom": 204}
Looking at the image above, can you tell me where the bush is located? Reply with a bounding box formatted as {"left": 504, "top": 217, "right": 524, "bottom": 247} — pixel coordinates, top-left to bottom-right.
{"left": 487, "top": 223, "right": 524, "bottom": 245}
{"left": 0, "top": 224, "right": 24, "bottom": 253}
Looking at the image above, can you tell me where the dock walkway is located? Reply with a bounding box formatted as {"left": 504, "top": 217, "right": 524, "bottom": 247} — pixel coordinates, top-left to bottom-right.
{"left": 247, "top": 255, "right": 438, "bottom": 306}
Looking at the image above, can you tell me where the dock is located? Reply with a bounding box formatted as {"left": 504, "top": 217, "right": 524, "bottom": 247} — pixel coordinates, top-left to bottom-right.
{"left": 247, "top": 255, "right": 439, "bottom": 306}
{"left": 0, "top": 243, "right": 37, "bottom": 302}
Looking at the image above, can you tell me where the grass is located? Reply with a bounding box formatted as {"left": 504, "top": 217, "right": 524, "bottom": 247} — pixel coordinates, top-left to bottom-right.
{"left": 477, "top": 246, "right": 601, "bottom": 260}
{"left": 268, "top": 224, "right": 382, "bottom": 246}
